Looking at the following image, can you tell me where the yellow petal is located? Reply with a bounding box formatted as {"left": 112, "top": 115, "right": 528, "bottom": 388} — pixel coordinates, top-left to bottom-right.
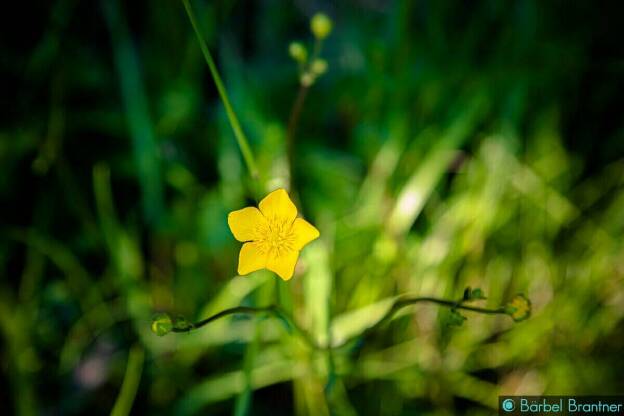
{"left": 238, "top": 242, "right": 267, "bottom": 275}
{"left": 266, "top": 250, "right": 299, "bottom": 281}
{"left": 259, "top": 188, "right": 297, "bottom": 224}
{"left": 228, "top": 207, "right": 267, "bottom": 242}
{"left": 291, "top": 218, "right": 320, "bottom": 250}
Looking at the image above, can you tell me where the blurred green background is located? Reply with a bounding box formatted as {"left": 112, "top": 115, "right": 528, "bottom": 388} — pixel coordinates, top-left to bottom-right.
{"left": 1, "top": 0, "right": 624, "bottom": 415}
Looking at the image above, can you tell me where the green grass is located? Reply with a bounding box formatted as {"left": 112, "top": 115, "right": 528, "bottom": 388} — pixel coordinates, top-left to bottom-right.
{"left": 1, "top": 0, "right": 623, "bottom": 415}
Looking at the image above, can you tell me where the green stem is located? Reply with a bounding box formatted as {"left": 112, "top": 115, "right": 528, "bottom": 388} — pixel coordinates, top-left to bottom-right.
{"left": 110, "top": 344, "right": 144, "bottom": 416}
{"left": 274, "top": 276, "right": 281, "bottom": 307}
{"left": 312, "top": 38, "right": 322, "bottom": 62}
{"left": 286, "top": 84, "right": 309, "bottom": 190}
{"left": 169, "top": 296, "right": 509, "bottom": 350}
{"left": 182, "top": 0, "right": 258, "bottom": 180}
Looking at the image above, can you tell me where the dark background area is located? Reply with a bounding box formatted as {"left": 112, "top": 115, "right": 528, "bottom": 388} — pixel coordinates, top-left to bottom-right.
{"left": 1, "top": 0, "right": 624, "bottom": 415}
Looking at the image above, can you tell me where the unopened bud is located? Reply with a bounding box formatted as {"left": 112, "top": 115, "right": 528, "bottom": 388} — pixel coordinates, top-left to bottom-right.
{"left": 310, "top": 58, "right": 328, "bottom": 75}
{"left": 151, "top": 313, "right": 173, "bottom": 336}
{"left": 288, "top": 42, "right": 307, "bottom": 63}
{"left": 300, "top": 72, "right": 315, "bottom": 87}
{"left": 311, "top": 13, "right": 332, "bottom": 40}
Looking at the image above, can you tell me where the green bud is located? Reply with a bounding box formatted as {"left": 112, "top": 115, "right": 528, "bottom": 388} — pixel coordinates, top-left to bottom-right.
{"left": 311, "top": 13, "right": 332, "bottom": 40}
{"left": 300, "top": 72, "right": 315, "bottom": 87}
{"left": 505, "top": 294, "right": 531, "bottom": 322}
{"left": 310, "top": 58, "right": 328, "bottom": 75}
{"left": 288, "top": 42, "right": 308, "bottom": 63}
{"left": 151, "top": 313, "right": 173, "bottom": 336}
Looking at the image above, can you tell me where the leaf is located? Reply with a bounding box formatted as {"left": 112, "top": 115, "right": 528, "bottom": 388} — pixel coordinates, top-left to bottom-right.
{"left": 330, "top": 297, "right": 396, "bottom": 347}
{"left": 463, "top": 287, "right": 487, "bottom": 301}
{"left": 448, "top": 309, "right": 467, "bottom": 327}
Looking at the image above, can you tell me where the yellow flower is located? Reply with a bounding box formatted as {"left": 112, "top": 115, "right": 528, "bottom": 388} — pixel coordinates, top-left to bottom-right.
{"left": 227, "top": 189, "right": 320, "bottom": 280}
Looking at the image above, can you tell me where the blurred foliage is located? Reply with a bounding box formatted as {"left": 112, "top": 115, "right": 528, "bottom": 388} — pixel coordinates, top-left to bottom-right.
{"left": 1, "top": 0, "right": 624, "bottom": 415}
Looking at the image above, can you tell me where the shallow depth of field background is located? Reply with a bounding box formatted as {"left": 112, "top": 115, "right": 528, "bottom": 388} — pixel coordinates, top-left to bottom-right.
{"left": 1, "top": 1, "right": 624, "bottom": 415}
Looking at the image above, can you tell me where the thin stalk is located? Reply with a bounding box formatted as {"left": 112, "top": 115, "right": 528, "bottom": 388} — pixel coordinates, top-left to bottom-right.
{"left": 234, "top": 317, "right": 259, "bottom": 416}
{"left": 311, "top": 38, "right": 322, "bottom": 61}
{"left": 286, "top": 38, "right": 322, "bottom": 190}
{"left": 169, "top": 296, "right": 510, "bottom": 350}
{"left": 110, "top": 344, "right": 144, "bottom": 416}
{"left": 182, "top": 0, "right": 258, "bottom": 179}
{"left": 274, "top": 276, "right": 282, "bottom": 307}
{"left": 286, "top": 84, "right": 309, "bottom": 189}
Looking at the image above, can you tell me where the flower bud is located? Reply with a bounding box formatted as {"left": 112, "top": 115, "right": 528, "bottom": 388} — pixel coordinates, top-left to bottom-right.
{"left": 311, "top": 13, "right": 332, "bottom": 40}
{"left": 300, "top": 72, "right": 315, "bottom": 87}
{"left": 310, "top": 58, "right": 328, "bottom": 75}
{"left": 505, "top": 294, "right": 531, "bottom": 322}
{"left": 151, "top": 313, "right": 173, "bottom": 336}
{"left": 288, "top": 41, "right": 307, "bottom": 63}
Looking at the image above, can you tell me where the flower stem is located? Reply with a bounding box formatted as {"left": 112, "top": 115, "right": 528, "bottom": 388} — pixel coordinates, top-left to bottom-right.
{"left": 286, "top": 84, "right": 309, "bottom": 189}
{"left": 167, "top": 295, "right": 510, "bottom": 350}
{"left": 274, "top": 276, "right": 281, "bottom": 307}
{"left": 285, "top": 38, "right": 323, "bottom": 190}
{"left": 171, "top": 305, "right": 319, "bottom": 348}
{"left": 182, "top": 0, "right": 259, "bottom": 180}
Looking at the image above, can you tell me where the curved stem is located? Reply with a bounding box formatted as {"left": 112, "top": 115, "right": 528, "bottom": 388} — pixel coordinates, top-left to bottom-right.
{"left": 172, "top": 305, "right": 319, "bottom": 348}
{"left": 358, "top": 296, "right": 504, "bottom": 339}
{"left": 182, "top": 0, "right": 258, "bottom": 180}
{"left": 169, "top": 296, "right": 509, "bottom": 350}
{"left": 172, "top": 306, "right": 272, "bottom": 332}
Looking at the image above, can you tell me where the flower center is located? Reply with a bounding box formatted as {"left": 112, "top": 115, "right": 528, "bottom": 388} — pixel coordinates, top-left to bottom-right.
{"left": 257, "top": 216, "right": 294, "bottom": 257}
